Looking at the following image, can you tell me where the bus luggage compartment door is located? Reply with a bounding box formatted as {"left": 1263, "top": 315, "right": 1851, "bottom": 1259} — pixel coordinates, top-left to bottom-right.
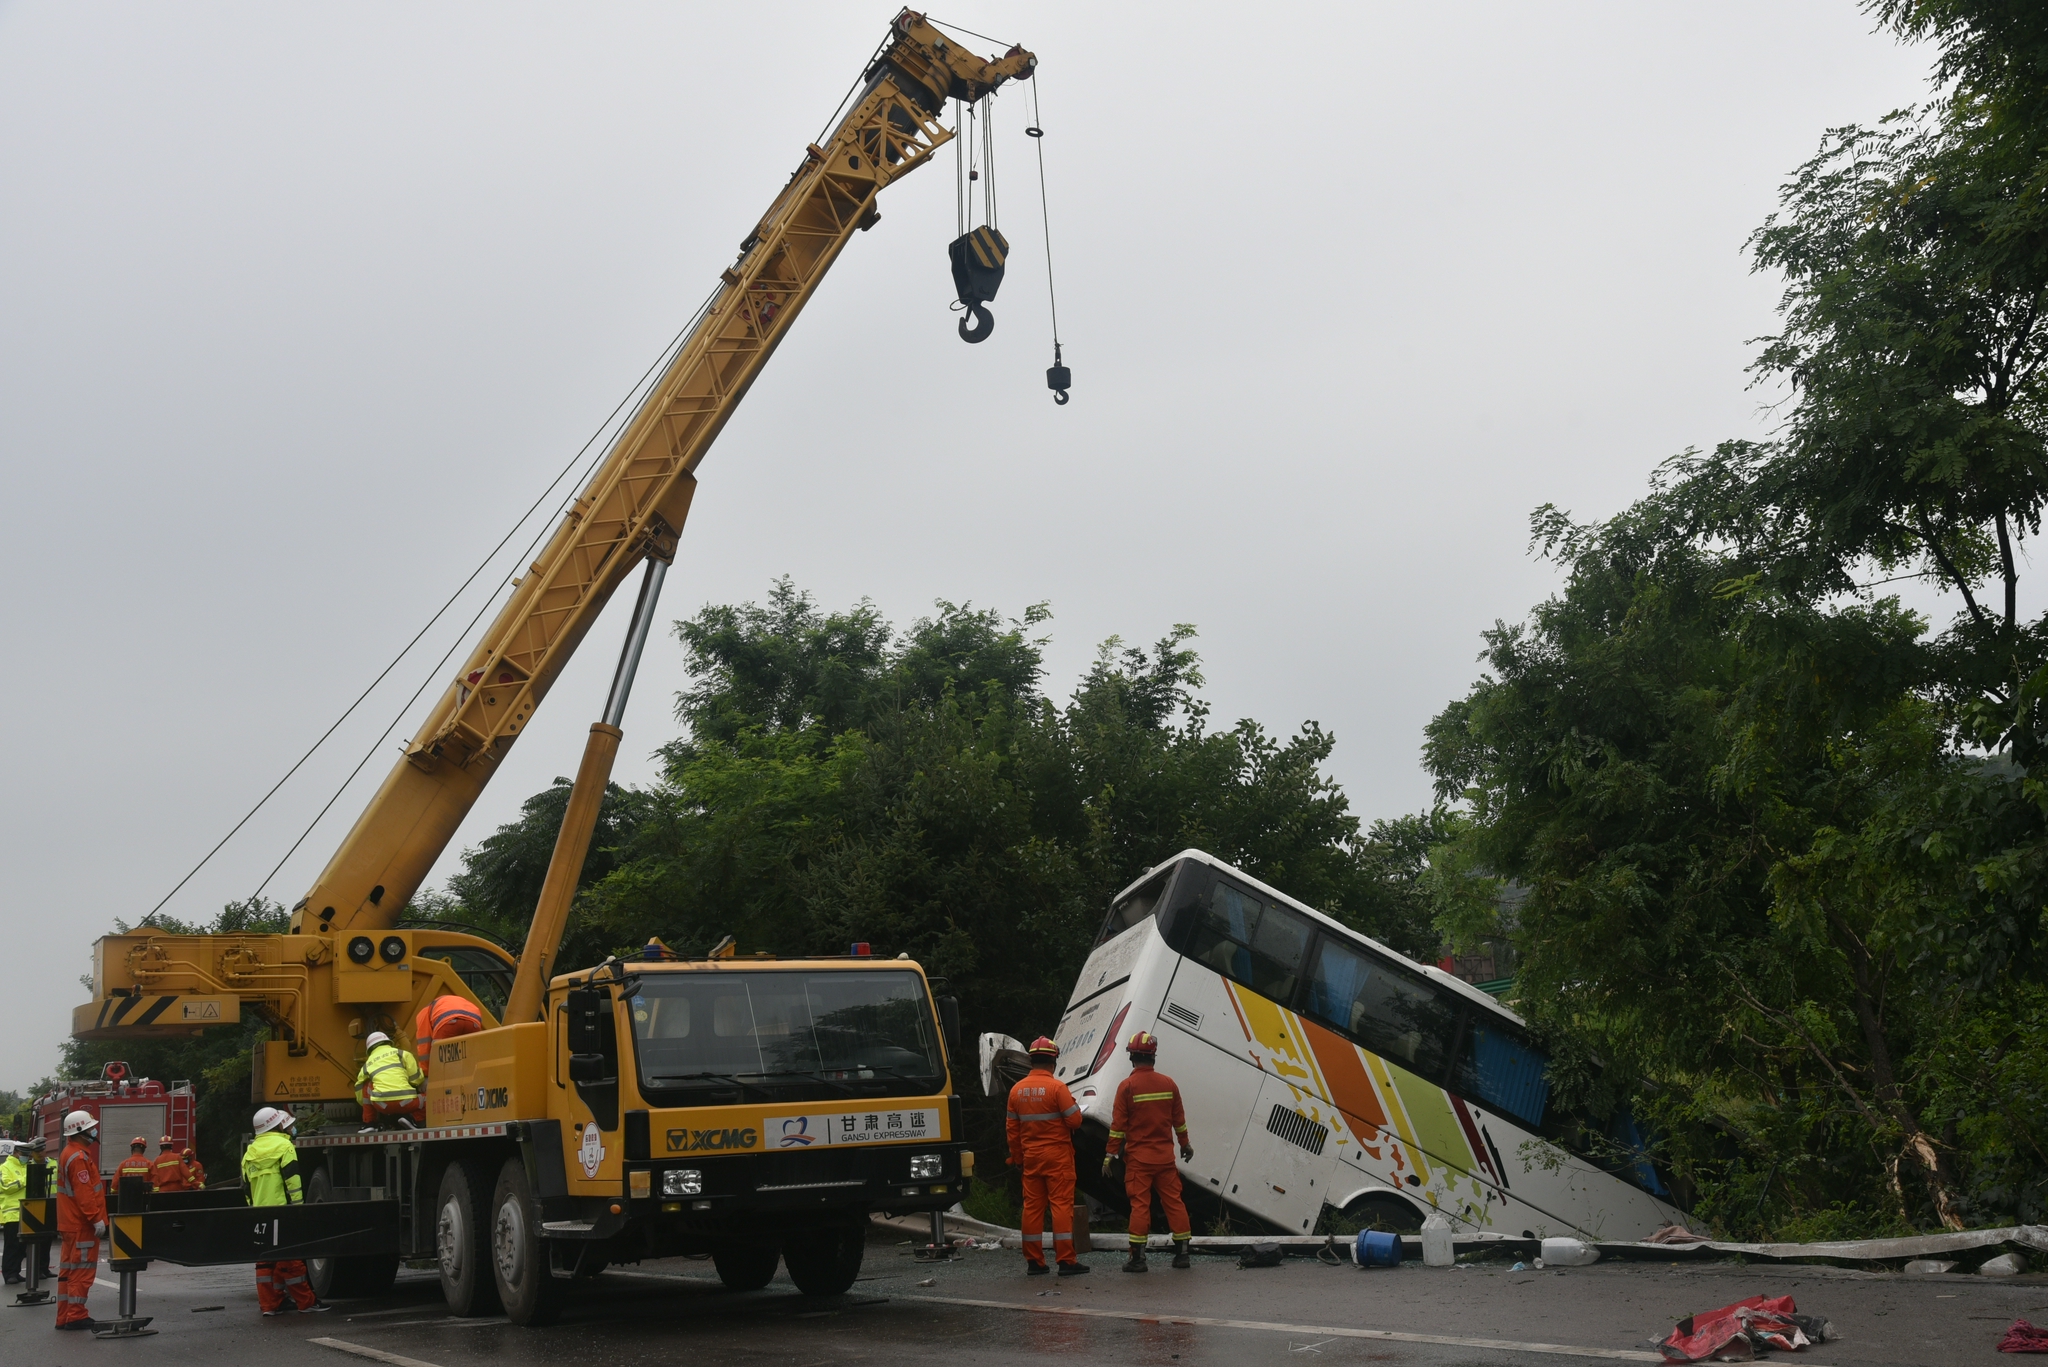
{"left": 1220, "top": 1073, "right": 1336, "bottom": 1233}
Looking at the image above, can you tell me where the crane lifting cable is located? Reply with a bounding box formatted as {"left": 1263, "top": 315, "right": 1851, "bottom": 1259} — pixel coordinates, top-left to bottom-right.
{"left": 1027, "top": 74, "right": 1069, "bottom": 403}
{"left": 948, "top": 91, "right": 1006, "bottom": 342}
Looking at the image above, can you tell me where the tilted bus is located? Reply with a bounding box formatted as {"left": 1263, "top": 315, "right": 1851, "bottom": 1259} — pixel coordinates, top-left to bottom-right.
{"left": 1045, "top": 850, "right": 1693, "bottom": 1240}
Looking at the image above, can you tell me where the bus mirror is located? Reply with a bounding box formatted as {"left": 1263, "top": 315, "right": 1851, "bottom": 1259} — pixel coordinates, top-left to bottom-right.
{"left": 938, "top": 996, "right": 961, "bottom": 1064}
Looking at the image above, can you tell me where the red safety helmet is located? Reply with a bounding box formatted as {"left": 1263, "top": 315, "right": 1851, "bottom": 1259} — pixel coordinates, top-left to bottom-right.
{"left": 130, "top": 1135, "right": 148, "bottom": 1149}
{"left": 1126, "top": 1030, "right": 1160, "bottom": 1056}
{"left": 1027, "top": 1036, "right": 1059, "bottom": 1058}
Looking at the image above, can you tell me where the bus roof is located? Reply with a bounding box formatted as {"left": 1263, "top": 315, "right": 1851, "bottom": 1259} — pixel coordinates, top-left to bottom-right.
{"left": 1117, "top": 849, "right": 1525, "bottom": 1027}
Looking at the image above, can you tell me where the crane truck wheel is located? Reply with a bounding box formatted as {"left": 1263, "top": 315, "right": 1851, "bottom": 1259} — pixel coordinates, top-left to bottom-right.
{"left": 710, "top": 1242, "right": 780, "bottom": 1291}
{"left": 435, "top": 1161, "right": 503, "bottom": 1317}
{"left": 305, "top": 1165, "right": 399, "bottom": 1299}
{"left": 490, "top": 1156, "right": 564, "bottom": 1326}
{"left": 780, "top": 1217, "right": 865, "bottom": 1296}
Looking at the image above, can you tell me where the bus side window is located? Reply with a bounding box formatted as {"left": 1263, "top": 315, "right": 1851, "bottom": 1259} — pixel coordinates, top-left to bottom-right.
{"left": 1179, "top": 881, "right": 1309, "bottom": 1004}
{"left": 1307, "top": 938, "right": 1459, "bottom": 1080}
{"left": 1452, "top": 1020, "right": 1550, "bottom": 1128}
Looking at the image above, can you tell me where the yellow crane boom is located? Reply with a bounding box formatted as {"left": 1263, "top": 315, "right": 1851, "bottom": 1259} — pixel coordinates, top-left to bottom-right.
{"left": 74, "top": 12, "right": 1037, "bottom": 1102}
{"left": 292, "top": 12, "right": 1033, "bottom": 941}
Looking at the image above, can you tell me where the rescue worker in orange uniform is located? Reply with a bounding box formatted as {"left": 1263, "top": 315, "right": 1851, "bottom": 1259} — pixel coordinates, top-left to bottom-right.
{"left": 1103, "top": 1030, "right": 1194, "bottom": 1272}
{"left": 149, "top": 1136, "right": 191, "bottom": 1192}
{"left": 54, "top": 1109, "right": 107, "bottom": 1330}
{"left": 1005, "top": 1036, "right": 1089, "bottom": 1277}
{"left": 413, "top": 994, "right": 484, "bottom": 1073}
{"left": 114, "top": 1136, "right": 153, "bottom": 1191}
{"left": 182, "top": 1148, "right": 207, "bottom": 1188}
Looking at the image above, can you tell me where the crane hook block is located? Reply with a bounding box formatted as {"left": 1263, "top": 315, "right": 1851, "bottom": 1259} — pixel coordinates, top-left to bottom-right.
{"left": 948, "top": 226, "right": 1008, "bottom": 345}
{"left": 1047, "top": 360, "right": 1071, "bottom": 405}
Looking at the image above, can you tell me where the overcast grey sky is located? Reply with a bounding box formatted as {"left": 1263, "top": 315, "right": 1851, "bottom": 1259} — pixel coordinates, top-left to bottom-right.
{"left": 0, "top": 3, "right": 1944, "bottom": 1090}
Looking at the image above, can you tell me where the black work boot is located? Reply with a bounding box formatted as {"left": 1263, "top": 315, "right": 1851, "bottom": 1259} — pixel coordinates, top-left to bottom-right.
{"left": 1057, "top": 1260, "right": 1090, "bottom": 1277}
{"left": 1123, "top": 1248, "right": 1149, "bottom": 1273}
{"left": 1026, "top": 1262, "right": 1051, "bottom": 1276}
{"left": 1171, "top": 1244, "right": 1192, "bottom": 1269}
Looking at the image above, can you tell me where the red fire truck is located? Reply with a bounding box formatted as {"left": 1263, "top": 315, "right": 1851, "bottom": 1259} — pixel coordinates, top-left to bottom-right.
{"left": 29, "top": 1063, "right": 197, "bottom": 1182}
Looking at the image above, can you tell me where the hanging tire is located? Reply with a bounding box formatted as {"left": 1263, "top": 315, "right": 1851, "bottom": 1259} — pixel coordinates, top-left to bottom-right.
{"left": 711, "top": 1243, "right": 780, "bottom": 1291}
{"left": 305, "top": 1165, "right": 399, "bottom": 1299}
{"left": 436, "top": 1161, "right": 501, "bottom": 1316}
{"left": 490, "top": 1156, "right": 564, "bottom": 1326}
{"left": 781, "top": 1219, "right": 865, "bottom": 1296}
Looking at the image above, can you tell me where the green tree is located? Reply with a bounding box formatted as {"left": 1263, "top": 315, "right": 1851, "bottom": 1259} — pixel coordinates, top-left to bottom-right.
{"left": 1422, "top": 504, "right": 2005, "bottom": 1229}
{"left": 436, "top": 583, "right": 1424, "bottom": 1164}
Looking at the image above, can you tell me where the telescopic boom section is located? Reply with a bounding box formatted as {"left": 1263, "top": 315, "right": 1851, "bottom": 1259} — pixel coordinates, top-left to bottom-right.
{"left": 290, "top": 13, "right": 1035, "bottom": 937}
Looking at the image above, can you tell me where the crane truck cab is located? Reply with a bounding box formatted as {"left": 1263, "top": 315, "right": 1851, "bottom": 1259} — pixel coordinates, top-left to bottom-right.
{"left": 295, "top": 944, "right": 968, "bottom": 1323}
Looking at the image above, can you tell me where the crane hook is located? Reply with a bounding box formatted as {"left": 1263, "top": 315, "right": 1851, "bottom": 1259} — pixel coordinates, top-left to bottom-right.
{"left": 958, "top": 301, "right": 995, "bottom": 343}
{"left": 1046, "top": 344, "right": 1070, "bottom": 404}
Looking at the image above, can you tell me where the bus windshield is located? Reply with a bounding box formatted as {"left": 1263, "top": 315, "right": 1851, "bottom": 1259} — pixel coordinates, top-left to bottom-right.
{"left": 627, "top": 970, "right": 945, "bottom": 1105}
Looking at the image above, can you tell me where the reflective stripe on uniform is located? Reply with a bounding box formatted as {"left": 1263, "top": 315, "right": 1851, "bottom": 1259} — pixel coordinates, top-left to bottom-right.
{"left": 1132, "top": 1092, "right": 1175, "bottom": 1102}
{"left": 1107, "top": 1129, "right": 1125, "bottom": 1139}
{"left": 1012, "top": 1108, "right": 1078, "bottom": 1122}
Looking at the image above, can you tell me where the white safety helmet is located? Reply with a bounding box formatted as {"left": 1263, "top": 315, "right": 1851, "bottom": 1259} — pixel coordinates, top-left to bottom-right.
{"left": 63, "top": 1109, "right": 98, "bottom": 1137}
{"left": 252, "top": 1107, "right": 285, "bottom": 1135}
{"left": 364, "top": 1031, "right": 391, "bottom": 1048}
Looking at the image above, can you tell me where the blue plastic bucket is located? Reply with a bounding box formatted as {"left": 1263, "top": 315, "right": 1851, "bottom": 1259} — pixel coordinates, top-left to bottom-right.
{"left": 1355, "top": 1229, "right": 1403, "bottom": 1267}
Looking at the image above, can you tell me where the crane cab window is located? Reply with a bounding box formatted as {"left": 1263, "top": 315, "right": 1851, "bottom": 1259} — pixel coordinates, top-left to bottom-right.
{"left": 415, "top": 946, "right": 513, "bottom": 1021}
{"left": 628, "top": 970, "right": 944, "bottom": 1105}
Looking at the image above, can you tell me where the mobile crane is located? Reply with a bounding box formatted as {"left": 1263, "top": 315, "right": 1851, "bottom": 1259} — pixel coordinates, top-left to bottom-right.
{"left": 59, "top": 12, "right": 1037, "bottom": 1325}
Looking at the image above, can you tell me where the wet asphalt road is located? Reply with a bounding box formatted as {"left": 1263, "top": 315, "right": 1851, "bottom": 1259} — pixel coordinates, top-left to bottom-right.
{"left": 6, "top": 1226, "right": 2047, "bottom": 1367}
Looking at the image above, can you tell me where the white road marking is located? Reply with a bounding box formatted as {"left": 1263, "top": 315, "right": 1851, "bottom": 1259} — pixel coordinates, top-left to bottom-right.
{"left": 897, "top": 1292, "right": 1763, "bottom": 1364}
{"left": 309, "top": 1337, "right": 447, "bottom": 1367}
{"left": 348, "top": 1316, "right": 508, "bottom": 1329}
{"left": 95, "top": 1278, "right": 118, "bottom": 1290}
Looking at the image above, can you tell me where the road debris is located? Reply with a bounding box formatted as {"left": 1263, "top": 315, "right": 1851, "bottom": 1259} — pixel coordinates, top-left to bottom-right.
{"left": 2000, "top": 1318, "right": 2048, "bottom": 1352}
{"left": 1658, "top": 1294, "right": 1831, "bottom": 1362}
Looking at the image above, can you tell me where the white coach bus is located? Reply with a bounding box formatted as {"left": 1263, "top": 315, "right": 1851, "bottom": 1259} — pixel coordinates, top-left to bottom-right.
{"left": 1042, "top": 850, "right": 1693, "bottom": 1240}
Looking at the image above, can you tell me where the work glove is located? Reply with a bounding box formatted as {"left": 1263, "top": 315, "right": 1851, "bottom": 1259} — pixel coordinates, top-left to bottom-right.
{"left": 1180, "top": 1145, "right": 1195, "bottom": 1163}
{"left": 92, "top": 1220, "right": 107, "bottom": 1239}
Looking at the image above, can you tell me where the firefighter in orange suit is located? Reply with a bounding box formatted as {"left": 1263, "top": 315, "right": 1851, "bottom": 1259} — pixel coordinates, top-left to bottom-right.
{"left": 1103, "top": 1030, "right": 1194, "bottom": 1272}
{"left": 114, "top": 1136, "right": 153, "bottom": 1190}
{"left": 413, "top": 994, "right": 484, "bottom": 1073}
{"left": 149, "top": 1136, "right": 191, "bottom": 1192}
{"left": 54, "top": 1109, "right": 107, "bottom": 1330}
{"left": 1005, "top": 1036, "right": 1089, "bottom": 1277}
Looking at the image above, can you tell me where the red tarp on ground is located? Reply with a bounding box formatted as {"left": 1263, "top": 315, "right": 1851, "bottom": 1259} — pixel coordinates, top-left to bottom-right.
{"left": 1660, "top": 1294, "right": 1815, "bottom": 1362}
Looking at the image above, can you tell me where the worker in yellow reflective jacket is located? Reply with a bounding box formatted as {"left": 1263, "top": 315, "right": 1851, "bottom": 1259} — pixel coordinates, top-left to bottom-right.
{"left": 355, "top": 1030, "right": 424, "bottom": 1130}
{"left": 242, "top": 1108, "right": 328, "bottom": 1317}
{"left": 0, "top": 1140, "right": 25, "bottom": 1285}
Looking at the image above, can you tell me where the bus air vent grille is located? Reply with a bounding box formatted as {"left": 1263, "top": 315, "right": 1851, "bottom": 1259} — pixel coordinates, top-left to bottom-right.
{"left": 1265, "top": 1104, "right": 1329, "bottom": 1156}
{"left": 1164, "top": 1001, "right": 1202, "bottom": 1031}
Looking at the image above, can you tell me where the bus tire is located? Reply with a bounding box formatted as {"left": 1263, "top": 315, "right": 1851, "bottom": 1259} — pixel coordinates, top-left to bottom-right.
{"left": 781, "top": 1219, "right": 864, "bottom": 1296}
{"left": 1343, "top": 1191, "right": 1424, "bottom": 1234}
{"left": 305, "top": 1165, "right": 399, "bottom": 1299}
{"left": 436, "top": 1160, "right": 501, "bottom": 1316}
{"left": 490, "top": 1156, "right": 564, "bottom": 1326}
{"left": 711, "top": 1243, "right": 780, "bottom": 1291}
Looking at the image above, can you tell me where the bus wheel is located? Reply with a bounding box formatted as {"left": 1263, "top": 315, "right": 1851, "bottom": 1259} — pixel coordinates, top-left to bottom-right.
{"left": 490, "top": 1156, "right": 564, "bottom": 1326}
{"left": 711, "top": 1243, "right": 780, "bottom": 1291}
{"left": 781, "top": 1219, "right": 864, "bottom": 1296}
{"left": 436, "top": 1161, "right": 501, "bottom": 1316}
{"left": 1344, "top": 1191, "right": 1424, "bottom": 1234}
{"left": 306, "top": 1165, "right": 398, "bottom": 1299}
